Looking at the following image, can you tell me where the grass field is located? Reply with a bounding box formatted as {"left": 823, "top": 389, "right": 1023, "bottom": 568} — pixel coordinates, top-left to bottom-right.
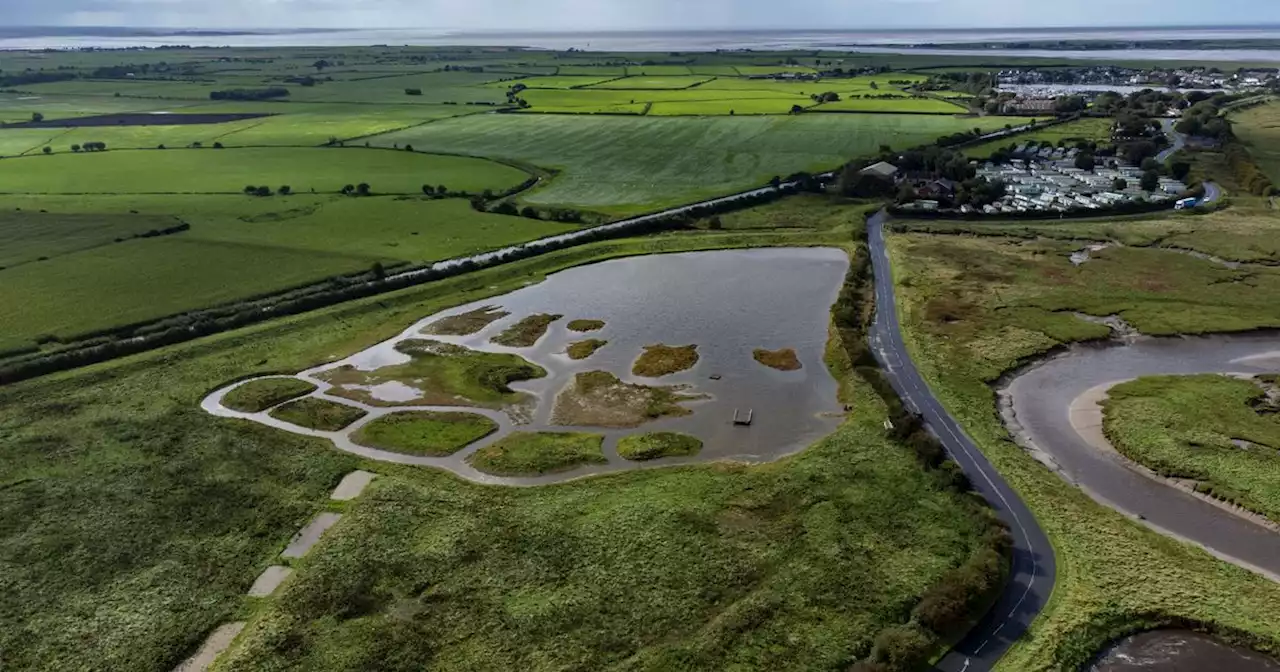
{"left": 0, "top": 195, "right": 577, "bottom": 348}
{"left": 886, "top": 230, "right": 1280, "bottom": 670}
{"left": 0, "top": 146, "right": 530, "bottom": 194}
{"left": 588, "top": 75, "right": 713, "bottom": 89}
{"left": 1231, "top": 102, "right": 1280, "bottom": 181}
{"left": 0, "top": 208, "right": 986, "bottom": 670}
{"left": 0, "top": 210, "right": 183, "bottom": 268}
{"left": 1104, "top": 375, "right": 1280, "bottom": 522}
{"left": 0, "top": 236, "right": 378, "bottom": 344}
{"left": 375, "top": 114, "right": 1034, "bottom": 215}
{"left": 962, "top": 117, "right": 1114, "bottom": 158}
{"left": 812, "top": 97, "right": 968, "bottom": 114}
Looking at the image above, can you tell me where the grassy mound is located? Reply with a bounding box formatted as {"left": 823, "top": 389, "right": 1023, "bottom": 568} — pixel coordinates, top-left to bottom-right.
{"left": 567, "top": 319, "right": 606, "bottom": 332}
{"left": 221, "top": 378, "right": 316, "bottom": 413}
{"left": 632, "top": 344, "right": 699, "bottom": 377}
{"left": 466, "top": 431, "right": 606, "bottom": 476}
{"left": 552, "top": 371, "right": 697, "bottom": 428}
{"left": 753, "top": 347, "right": 802, "bottom": 371}
{"left": 352, "top": 411, "right": 499, "bottom": 457}
{"left": 423, "top": 305, "right": 510, "bottom": 336}
{"left": 320, "top": 340, "right": 545, "bottom": 408}
{"left": 491, "top": 313, "right": 563, "bottom": 347}
{"left": 269, "top": 397, "right": 366, "bottom": 431}
{"left": 1103, "top": 374, "right": 1280, "bottom": 522}
{"left": 616, "top": 432, "right": 703, "bottom": 461}
{"left": 566, "top": 339, "right": 607, "bottom": 360}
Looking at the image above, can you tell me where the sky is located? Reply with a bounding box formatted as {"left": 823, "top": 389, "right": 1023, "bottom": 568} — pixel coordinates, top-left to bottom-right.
{"left": 7, "top": 0, "right": 1280, "bottom": 31}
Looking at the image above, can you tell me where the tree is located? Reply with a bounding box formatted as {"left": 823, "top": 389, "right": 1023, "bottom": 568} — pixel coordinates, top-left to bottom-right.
{"left": 870, "top": 81, "right": 878, "bottom": 90}
{"left": 31, "top": 112, "right": 44, "bottom": 123}
{"left": 70, "top": 144, "right": 81, "bottom": 153}
{"left": 371, "top": 262, "right": 386, "bottom": 280}
{"left": 1074, "top": 153, "right": 1096, "bottom": 172}
{"left": 157, "top": 144, "right": 166, "bottom": 150}
{"left": 1140, "top": 169, "right": 1160, "bottom": 192}
{"left": 254, "top": 185, "right": 272, "bottom": 197}
{"left": 437, "top": 184, "right": 447, "bottom": 195}
{"left": 213, "top": 142, "right": 224, "bottom": 149}
{"left": 1113, "top": 177, "right": 1129, "bottom": 191}
{"left": 404, "top": 144, "right": 414, "bottom": 152}
{"left": 492, "top": 201, "right": 519, "bottom": 216}
{"left": 245, "top": 185, "right": 258, "bottom": 195}
{"left": 355, "top": 183, "right": 371, "bottom": 196}
{"left": 278, "top": 185, "right": 291, "bottom": 196}
{"left": 422, "top": 184, "right": 436, "bottom": 196}
{"left": 1170, "top": 161, "right": 1192, "bottom": 181}
{"left": 1140, "top": 157, "right": 1161, "bottom": 172}
{"left": 341, "top": 184, "right": 355, "bottom": 195}
{"left": 790, "top": 104, "right": 804, "bottom": 114}
{"left": 520, "top": 206, "right": 539, "bottom": 219}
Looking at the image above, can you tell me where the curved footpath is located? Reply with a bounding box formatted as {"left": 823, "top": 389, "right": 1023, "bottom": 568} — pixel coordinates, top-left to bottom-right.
{"left": 866, "top": 211, "right": 1056, "bottom": 672}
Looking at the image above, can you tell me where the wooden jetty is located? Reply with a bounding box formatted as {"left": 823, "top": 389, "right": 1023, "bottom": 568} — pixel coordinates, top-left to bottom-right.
{"left": 733, "top": 408, "right": 754, "bottom": 426}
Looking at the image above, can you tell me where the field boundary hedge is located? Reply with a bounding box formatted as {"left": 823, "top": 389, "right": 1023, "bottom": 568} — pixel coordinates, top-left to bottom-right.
{"left": 0, "top": 183, "right": 807, "bottom": 385}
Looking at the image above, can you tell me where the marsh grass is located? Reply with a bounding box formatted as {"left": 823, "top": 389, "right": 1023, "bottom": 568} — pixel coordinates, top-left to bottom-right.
{"left": 320, "top": 340, "right": 545, "bottom": 408}
{"left": 269, "top": 397, "right": 366, "bottom": 431}
{"left": 1104, "top": 374, "right": 1280, "bottom": 521}
{"left": 616, "top": 432, "right": 703, "bottom": 461}
{"left": 466, "top": 431, "right": 606, "bottom": 476}
{"left": 423, "top": 305, "right": 510, "bottom": 336}
{"left": 552, "top": 370, "right": 696, "bottom": 428}
{"left": 753, "top": 348, "right": 802, "bottom": 371}
{"left": 566, "top": 338, "right": 607, "bottom": 360}
{"left": 491, "top": 313, "right": 564, "bottom": 347}
{"left": 221, "top": 378, "right": 317, "bottom": 413}
{"left": 632, "top": 344, "right": 699, "bottom": 377}
{"left": 566, "top": 319, "right": 606, "bottom": 332}
{"left": 351, "top": 410, "right": 498, "bottom": 457}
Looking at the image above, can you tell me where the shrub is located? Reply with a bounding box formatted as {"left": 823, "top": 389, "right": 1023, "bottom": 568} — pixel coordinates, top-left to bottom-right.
{"left": 870, "top": 624, "right": 935, "bottom": 671}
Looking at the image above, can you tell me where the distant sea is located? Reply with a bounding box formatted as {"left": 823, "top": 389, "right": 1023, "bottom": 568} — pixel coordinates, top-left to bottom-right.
{"left": 7, "top": 25, "right": 1280, "bottom": 61}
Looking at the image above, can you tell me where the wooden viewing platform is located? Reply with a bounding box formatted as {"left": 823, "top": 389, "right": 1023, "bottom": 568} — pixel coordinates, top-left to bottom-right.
{"left": 733, "top": 408, "right": 754, "bottom": 426}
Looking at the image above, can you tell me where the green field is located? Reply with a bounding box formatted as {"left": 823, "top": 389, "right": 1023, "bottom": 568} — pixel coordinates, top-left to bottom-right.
{"left": 886, "top": 230, "right": 1280, "bottom": 670}
{"left": 1233, "top": 101, "right": 1280, "bottom": 181}
{"left": 963, "top": 117, "right": 1114, "bottom": 158}
{"left": 1104, "top": 375, "right": 1280, "bottom": 522}
{"left": 588, "top": 75, "right": 713, "bottom": 89}
{"left": 376, "top": 113, "right": 1034, "bottom": 215}
{"left": 270, "top": 397, "right": 367, "bottom": 431}
{"left": 0, "top": 209, "right": 183, "bottom": 268}
{"left": 0, "top": 195, "right": 577, "bottom": 346}
{"left": 812, "top": 97, "right": 968, "bottom": 114}
{"left": 0, "top": 146, "right": 529, "bottom": 194}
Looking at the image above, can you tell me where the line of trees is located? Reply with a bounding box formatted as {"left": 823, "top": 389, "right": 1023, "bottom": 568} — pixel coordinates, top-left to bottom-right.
{"left": 826, "top": 228, "right": 1013, "bottom": 672}
{"left": 209, "top": 87, "right": 289, "bottom": 101}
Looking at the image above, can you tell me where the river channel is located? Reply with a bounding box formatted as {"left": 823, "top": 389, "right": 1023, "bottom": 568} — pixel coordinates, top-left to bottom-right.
{"left": 1002, "top": 333, "right": 1280, "bottom": 578}
{"left": 204, "top": 247, "right": 849, "bottom": 486}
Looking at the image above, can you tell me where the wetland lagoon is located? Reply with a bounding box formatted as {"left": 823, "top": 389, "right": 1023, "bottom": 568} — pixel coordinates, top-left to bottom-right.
{"left": 205, "top": 248, "right": 850, "bottom": 485}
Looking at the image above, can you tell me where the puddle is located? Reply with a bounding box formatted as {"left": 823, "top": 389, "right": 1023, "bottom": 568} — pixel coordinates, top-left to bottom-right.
{"left": 1070, "top": 243, "right": 1113, "bottom": 266}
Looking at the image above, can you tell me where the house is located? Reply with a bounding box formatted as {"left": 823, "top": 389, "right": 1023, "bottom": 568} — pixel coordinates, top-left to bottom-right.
{"left": 859, "top": 161, "right": 900, "bottom": 181}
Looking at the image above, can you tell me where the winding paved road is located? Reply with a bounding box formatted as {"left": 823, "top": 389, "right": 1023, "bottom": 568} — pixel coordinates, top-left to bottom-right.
{"left": 866, "top": 211, "right": 1056, "bottom": 672}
